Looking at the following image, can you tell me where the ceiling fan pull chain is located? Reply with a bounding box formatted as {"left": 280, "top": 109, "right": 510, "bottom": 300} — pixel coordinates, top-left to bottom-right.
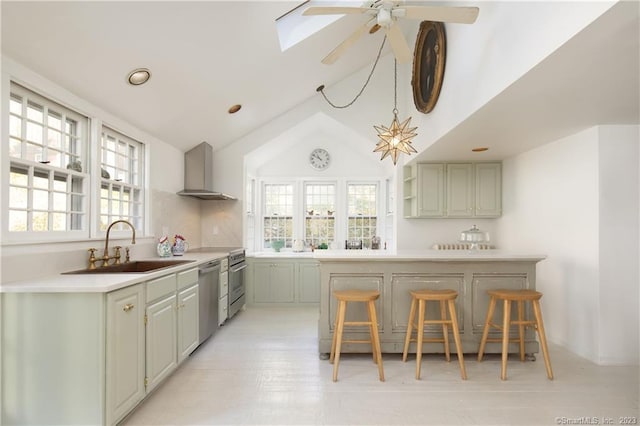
{"left": 317, "top": 36, "right": 387, "bottom": 109}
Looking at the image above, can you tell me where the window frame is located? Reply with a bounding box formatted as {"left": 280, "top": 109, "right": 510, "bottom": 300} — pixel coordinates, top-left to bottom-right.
{"left": 256, "top": 178, "right": 383, "bottom": 252}
{"left": 3, "top": 80, "right": 149, "bottom": 244}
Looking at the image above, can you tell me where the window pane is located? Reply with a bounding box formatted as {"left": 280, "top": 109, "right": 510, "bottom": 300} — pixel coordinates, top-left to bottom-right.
{"left": 10, "top": 96, "right": 22, "bottom": 115}
{"left": 27, "top": 102, "right": 43, "bottom": 122}
{"left": 9, "top": 137, "right": 22, "bottom": 157}
{"left": 9, "top": 187, "right": 28, "bottom": 209}
{"left": 8, "top": 210, "right": 27, "bottom": 232}
{"left": 48, "top": 129, "right": 62, "bottom": 149}
{"left": 26, "top": 122, "right": 43, "bottom": 144}
{"left": 32, "top": 211, "right": 48, "bottom": 231}
{"left": 53, "top": 192, "right": 67, "bottom": 211}
{"left": 9, "top": 115, "right": 21, "bottom": 137}
{"left": 33, "top": 190, "right": 49, "bottom": 210}
{"left": 9, "top": 167, "right": 28, "bottom": 186}
{"left": 48, "top": 111, "right": 62, "bottom": 130}
{"left": 25, "top": 143, "right": 43, "bottom": 162}
{"left": 33, "top": 171, "right": 49, "bottom": 189}
{"left": 52, "top": 213, "right": 66, "bottom": 231}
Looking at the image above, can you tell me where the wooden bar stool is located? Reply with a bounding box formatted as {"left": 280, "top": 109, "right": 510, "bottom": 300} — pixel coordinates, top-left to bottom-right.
{"left": 477, "top": 289, "right": 553, "bottom": 380}
{"left": 402, "top": 289, "right": 467, "bottom": 380}
{"left": 330, "top": 290, "right": 384, "bottom": 382}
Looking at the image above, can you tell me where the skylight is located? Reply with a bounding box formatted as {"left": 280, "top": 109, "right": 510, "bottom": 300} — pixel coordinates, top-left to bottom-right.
{"left": 276, "top": 0, "right": 363, "bottom": 51}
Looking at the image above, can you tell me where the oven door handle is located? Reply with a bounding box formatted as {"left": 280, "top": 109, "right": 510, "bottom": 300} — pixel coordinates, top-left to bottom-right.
{"left": 230, "top": 263, "right": 247, "bottom": 273}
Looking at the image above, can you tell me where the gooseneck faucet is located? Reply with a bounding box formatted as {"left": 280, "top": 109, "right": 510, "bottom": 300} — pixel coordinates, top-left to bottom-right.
{"left": 102, "top": 219, "right": 136, "bottom": 267}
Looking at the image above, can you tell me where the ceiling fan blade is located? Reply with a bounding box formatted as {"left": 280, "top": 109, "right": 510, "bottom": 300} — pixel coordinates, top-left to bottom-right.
{"left": 385, "top": 24, "right": 412, "bottom": 64}
{"left": 401, "top": 6, "right": 479, "bottom": 24}
{"left": 321, "top": 21, "right": 371, "bottom": 65}
{"left": 303, "top": 6, "right": 369, "bottom": 16}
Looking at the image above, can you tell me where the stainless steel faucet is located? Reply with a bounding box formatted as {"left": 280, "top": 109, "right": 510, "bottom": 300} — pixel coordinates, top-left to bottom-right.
{"left": 101, "top": 220, "right": 136, "bottom": 267}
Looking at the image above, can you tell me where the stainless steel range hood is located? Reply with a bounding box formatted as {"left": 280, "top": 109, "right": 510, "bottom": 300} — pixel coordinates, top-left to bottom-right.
{"left": 177, "top": 142, "right": 236, "bottom": 200}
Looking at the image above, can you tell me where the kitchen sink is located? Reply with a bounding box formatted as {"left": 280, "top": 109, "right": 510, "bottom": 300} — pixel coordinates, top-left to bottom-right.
{"left": 62, "top": 259, "right": 195, "bottom": 274}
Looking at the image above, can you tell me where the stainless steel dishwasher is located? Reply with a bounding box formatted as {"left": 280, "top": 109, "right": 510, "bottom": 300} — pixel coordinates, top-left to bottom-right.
{"left": 198, "top": 260, "right": 220, "bottom": 345}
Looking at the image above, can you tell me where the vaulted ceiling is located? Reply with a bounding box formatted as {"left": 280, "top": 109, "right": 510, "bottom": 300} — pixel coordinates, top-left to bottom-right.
{"left": 2, "top": 1, "right": 638, "bottom": 161}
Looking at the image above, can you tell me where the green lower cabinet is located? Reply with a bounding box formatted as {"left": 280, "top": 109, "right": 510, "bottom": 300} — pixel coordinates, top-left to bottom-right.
{"left": 249, "top": 259, "right": 320, "bottom": 304}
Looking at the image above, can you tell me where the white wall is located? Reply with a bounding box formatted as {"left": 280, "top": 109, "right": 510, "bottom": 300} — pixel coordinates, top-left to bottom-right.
{"left": 499, "top": 125, "right": 639, "bottom": 365}
{"left": 0, "top": 56, "right": 201, "bottom": 282}
{"left": 597, "top": 125, "right": 639, "bottom": 365}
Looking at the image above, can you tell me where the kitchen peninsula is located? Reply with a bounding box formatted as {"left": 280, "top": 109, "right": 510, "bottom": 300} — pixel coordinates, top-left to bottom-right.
{"left": 313, "top": 250, "right": 546, "bottom": 356}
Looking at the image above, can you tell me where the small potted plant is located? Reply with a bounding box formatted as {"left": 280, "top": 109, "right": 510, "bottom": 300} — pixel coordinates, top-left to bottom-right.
{"left": 271, "top": 239, "right": 285, "bottom": 252}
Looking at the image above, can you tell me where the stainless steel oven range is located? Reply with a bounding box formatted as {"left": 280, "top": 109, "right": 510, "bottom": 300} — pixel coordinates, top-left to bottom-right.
{"left": 227, "top": 248, "right": 246, "bottom": 319}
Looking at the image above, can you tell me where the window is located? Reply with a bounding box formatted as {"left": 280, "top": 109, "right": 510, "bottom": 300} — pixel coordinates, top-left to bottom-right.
{"left": 263, "top": 183, "right": 293, "bottom": 249}
{"left": 347, "top": 183, "right": 378, "bottom": 248}
{"left": 5, "top": 81, "right": 147, "bottom": 242}
{"left": 100, "top": 127, "right": 144, "bottom": 232}
{"left": 8, "top": 83, "right": 88, "bottom": 236}
{"left": 304, "top": 183, "right": 335, "bottom": 247}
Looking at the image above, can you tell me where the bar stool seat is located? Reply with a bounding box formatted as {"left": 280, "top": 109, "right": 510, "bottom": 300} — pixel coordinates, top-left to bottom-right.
{"left": 330, "top": 289, "right": 384, "bottom": 382}
{"left": 477, "top": 289, "right": 553, "bottom": 380}
{"left": 402, "top": 289, "right": 467, "bottom": 380}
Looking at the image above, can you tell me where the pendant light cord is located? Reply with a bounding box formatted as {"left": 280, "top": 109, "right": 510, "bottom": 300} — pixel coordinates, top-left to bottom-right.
{"left": 393, "top": 58, "right": 398, "bottom": 116}
{"left": 316, "top": 36, "right": 387, "bottom": 109}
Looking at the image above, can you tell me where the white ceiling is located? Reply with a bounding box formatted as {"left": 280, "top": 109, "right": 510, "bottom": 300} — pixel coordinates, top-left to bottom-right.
{"left": 2, "top": 1, "right": 639, "bottom": 159}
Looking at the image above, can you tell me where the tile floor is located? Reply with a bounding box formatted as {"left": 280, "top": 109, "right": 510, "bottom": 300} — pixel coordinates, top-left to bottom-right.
{"left": 122, "top": 305, "right": 639, "bottom": 425}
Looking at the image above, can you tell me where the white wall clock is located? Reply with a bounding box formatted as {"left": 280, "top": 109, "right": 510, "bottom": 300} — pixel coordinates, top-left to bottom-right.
{"left": 309, "top": 148, "right": 330, "bottom": 171}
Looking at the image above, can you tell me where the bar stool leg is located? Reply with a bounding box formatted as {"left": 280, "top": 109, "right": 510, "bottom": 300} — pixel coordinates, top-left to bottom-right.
{"left": 532, "top": 299, "right": 554, "bottom": 380}
{"left": 500, "top": 299, "right": 511, "bottom": 380}
{"left": 478, "top": 296, "right": 497, "bottom": 361}
{"left": 440, "top": 300, "right": 451, "bottom": 362}
{"left": 332, "top": 300, "right": 347, "bottom": 382}
{"left": 517, "top": 300, "right": 526, "bottom": 361}
{"left": 448, "top": 299, "right": 467, "bottom": 380}
{"left": 330, "top": 300, "right": 345, "bottom": 364}
{"left": 366, "top": 300, "right": 385, "bottom": 381}
{"left": 415, "top": 299, "right": 425, "bottom": 379}
{"left": 402, "top": 297, "right": 417, "bottom": 362}
{"left": 367, "top": 300, "right": 378, "bottom": 364}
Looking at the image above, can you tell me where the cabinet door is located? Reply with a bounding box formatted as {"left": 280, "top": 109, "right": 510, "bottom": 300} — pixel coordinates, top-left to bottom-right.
{"left": 417, "top": 163, "right": 445, "bottom": 217}
{"left": 475, "top": 162, "right": 502, "bottom": 217}
{"left": 177, "top": 284, "right": 199, "bottom": 364}
{"left": 145, "top": 294, "right": 177, "bottom": 393}
{"left": 298, "top": 262, "right": 320, "bottom": 303}
{"left": 106, "top": 284, "right": 145, "bottom": 426}
{"left": 446, "top": 163, "right": 474, "bottom": 217}
{"left": 253, "top": 262, "right": 295, "bottom": 303}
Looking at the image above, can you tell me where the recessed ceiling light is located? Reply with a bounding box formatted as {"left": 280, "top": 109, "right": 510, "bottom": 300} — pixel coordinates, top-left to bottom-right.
{"left": 472, "top": 147, "right": 489, "bottom": 152}
{"left": 228, "top": 104, "right": 242, "bottom": 114}
{"left": 127, "top": 68, "right": 151, "bottom": 86}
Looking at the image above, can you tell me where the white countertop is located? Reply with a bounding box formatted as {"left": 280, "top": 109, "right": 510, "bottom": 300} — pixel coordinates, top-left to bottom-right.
{"left": 249, "top": 249, "right": 546, "bottom": 262}
{"left": 313, "top": 249, "right": 546, "bottom": 261}
{"left": 1, "top": 251, "right": 229, "bottom": 294}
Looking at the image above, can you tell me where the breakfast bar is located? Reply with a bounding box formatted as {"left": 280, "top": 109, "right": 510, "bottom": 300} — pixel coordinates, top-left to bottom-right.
{"left": 313, "top": 250, "right": 546, "bottom": 356}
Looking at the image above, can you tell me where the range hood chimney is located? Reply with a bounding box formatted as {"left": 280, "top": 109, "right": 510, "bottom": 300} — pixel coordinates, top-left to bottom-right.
{"left": 177, "top": 142, "right": 236, "bottom": 200}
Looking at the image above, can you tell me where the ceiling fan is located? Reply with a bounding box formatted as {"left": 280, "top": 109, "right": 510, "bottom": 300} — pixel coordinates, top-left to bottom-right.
{"left": 303, "top": 0, "right": 479, "bottom": 64}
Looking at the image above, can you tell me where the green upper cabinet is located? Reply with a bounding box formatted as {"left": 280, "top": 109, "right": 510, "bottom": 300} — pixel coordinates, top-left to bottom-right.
{"left": 404, "top": 162, "right": 502, "bottom": 218}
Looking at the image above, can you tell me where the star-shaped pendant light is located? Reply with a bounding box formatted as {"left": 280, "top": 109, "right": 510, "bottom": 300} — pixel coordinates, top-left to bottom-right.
{"left": 373, "top": 59, "right": 418, "bottom": 165}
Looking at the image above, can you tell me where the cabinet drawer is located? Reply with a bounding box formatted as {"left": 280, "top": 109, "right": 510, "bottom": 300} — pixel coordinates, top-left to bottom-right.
{"left": 220, "top": 257, "right": 229, "bottom": 272}
{"left": 219, "top": 271, "right": 229, "bottom": 298}
{"left": 219, "top": 295, "right": 228, "bottom": 326}
{"left": 177, "top": 268, "right": 198, "bottom": 290}
{"left": 146, "top": 274, "right": 177, "bottom": 303}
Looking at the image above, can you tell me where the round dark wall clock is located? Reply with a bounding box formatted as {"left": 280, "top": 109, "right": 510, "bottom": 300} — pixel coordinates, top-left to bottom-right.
{"left": 412, "top": 21, "right": 447, "bottom": 114}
